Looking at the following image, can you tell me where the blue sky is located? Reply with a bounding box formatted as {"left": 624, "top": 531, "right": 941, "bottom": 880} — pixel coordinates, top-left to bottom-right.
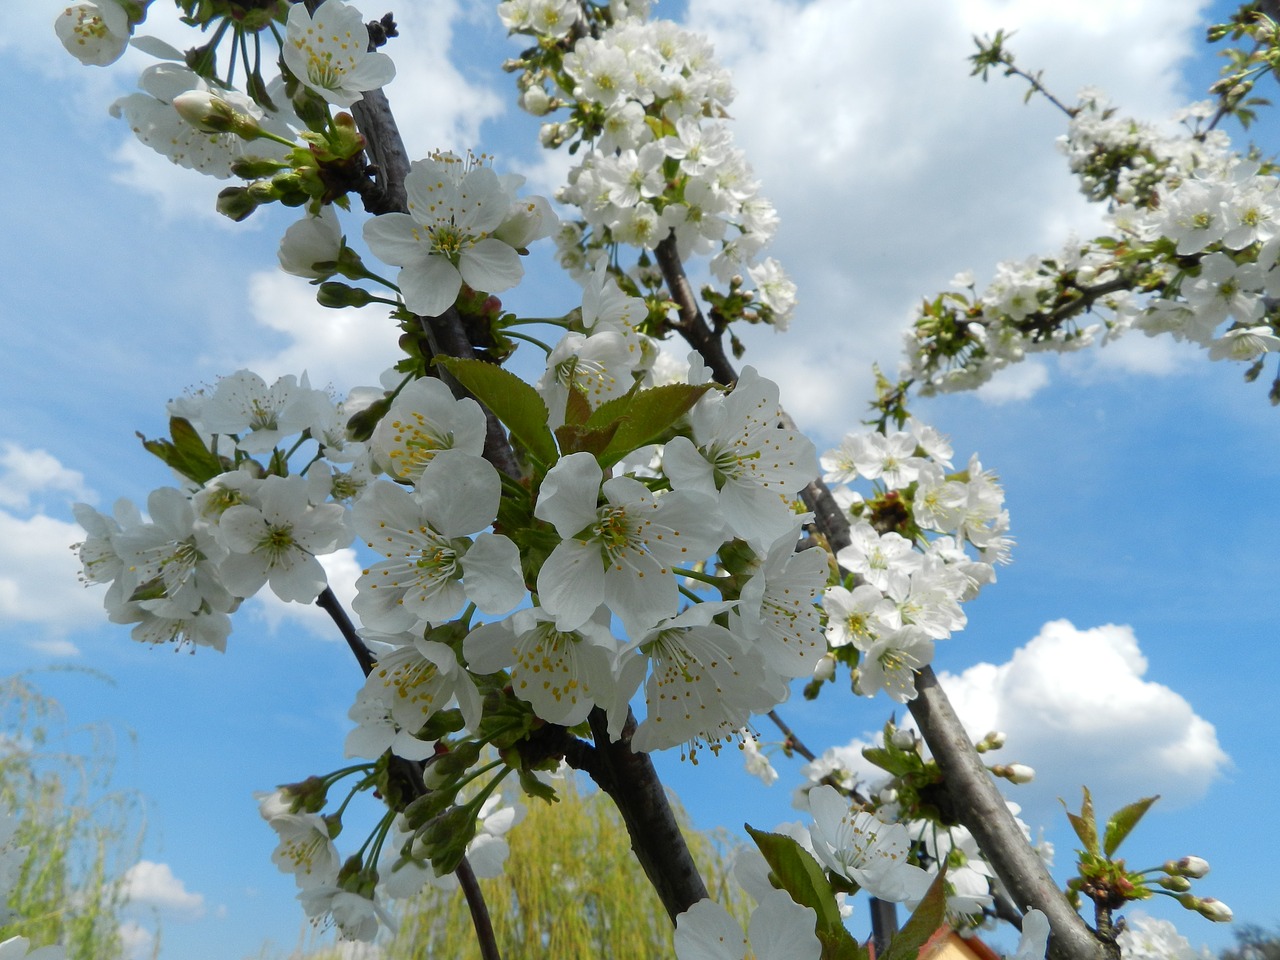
{"left": 1, "top": 0, "right": 1276, "bottom": 957}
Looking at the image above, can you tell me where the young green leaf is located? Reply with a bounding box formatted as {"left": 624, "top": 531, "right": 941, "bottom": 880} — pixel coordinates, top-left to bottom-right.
{"left": 1103, "top": 795, "right": 1159, "bottom": 858}
{"left": 137, "top": 417, "right": 226, "bottom": 484}
{"left": 878, "top": 866, "right": 949, "bottom": 960}
{"left": 589, "top": 383, "right": 714, "bottom": 467}
{"left": 744, "top": 825, "right": 866, "bottom": 960}
{"left": 435, "top": 357, "right": 558, "bottom": 464}
{"left": 1062, "top": 787, "right": 1099, "bottom": 856}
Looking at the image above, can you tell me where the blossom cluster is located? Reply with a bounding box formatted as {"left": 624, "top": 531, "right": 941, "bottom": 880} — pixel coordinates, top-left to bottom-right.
{"left": 905, "top": 88, "right": 1280, "bottom": 398}
{"left": 503, "top": 3, "right": 798, "bottom": 329}
{"left": 74, "top": 370, "right": 361, "bottom": 651}
{"left": 816, "top": 420, "right": 1010, "bottom": 702}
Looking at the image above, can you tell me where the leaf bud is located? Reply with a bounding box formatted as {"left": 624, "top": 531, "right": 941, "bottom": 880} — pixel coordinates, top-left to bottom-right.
{"left": 317, "top": 282, "right": 374, "bottom": 309}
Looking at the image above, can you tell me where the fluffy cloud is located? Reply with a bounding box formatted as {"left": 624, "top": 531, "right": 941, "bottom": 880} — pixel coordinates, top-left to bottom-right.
{"left": 240, "top": 271, "right": 402, "bottom": 393}
{"left": 121, "top": 860, "right": 206, "bottom": 918}
{"left": 683, "top": 0, "right": 1208, "bottom": 438}
{"left": 935, "top": 620, "right": 1229, "bottom": 827}
{"left": 819, "top": 619, "right": 1228, "bottom": 837}
{"left": 0, "top": 443, "right": 104, "bottom": 640}
{"left": 0, "top": 441, "right": 93, "bottom": 511}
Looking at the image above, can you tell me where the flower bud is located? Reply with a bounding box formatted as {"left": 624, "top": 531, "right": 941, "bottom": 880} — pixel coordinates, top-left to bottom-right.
{"left": 173, "top": 90, "right": 262, "bottom": 139}
{"left": 317, "top": 282, "right": 374, "bottom": 309}
{"left": 216, "top": 185, "right": 259, "bottom": 222}
{"left": 976, "top": 730, "right": 1006, "bottom": 753}
{"left": 1157, "top": 875, "right": 1192, "bottom": 893}
{"left": 991, "top": 763, "right": 1035, "bottom": 784}
{"left": 812, "top": 653, "right": 836, "bottom": 682}
{"left": 1177, "top": 894, "right": 1233, "bottom": 922}
{"left": 1165, "top": 856, "right": 1210, "bottom": 878}
{"left": 889, "top": 728, "right": 917, "bottom": 751}
{"left": 520, "top": 86, "right": 552, "bottom": 116}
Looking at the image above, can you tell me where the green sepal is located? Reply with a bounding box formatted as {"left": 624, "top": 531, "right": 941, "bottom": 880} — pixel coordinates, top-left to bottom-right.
{"left": 435, "top": 357, "right": 558, "bottom": 464}
{"left": 475, "top": 688, "right": 537, "bottom": 749}
{"left": 584, "top": 383, "right": 714, "bottom": 468}
{"left": 744, "top": 825, "right": 866, "bottom": 960}
{"left": 1063, "top": 787, "right": 1099, "bottom": 856}
{"left": 516, "top": 765, "right": 559, "bottom": 804}
{"left": 1103, "top": 795, "right": 1159, "bottom": 858}
{"left": 137, "top": 417, "right": 227, "bottom": 484}
{"left": 878, "top": 867, "right": 949, "bottom": 960}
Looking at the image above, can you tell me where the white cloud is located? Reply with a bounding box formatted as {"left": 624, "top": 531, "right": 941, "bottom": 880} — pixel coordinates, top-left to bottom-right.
{"left": 379, "top": 2, "right": 506, "bottom": 159}
{"left": 240, "top": 272, "right": 402, "bottom": 394}
{"left": 117, "top": 920, "right": 156, "bottom": 960}
{"left": 0, "top": 441, "right": 94, "bottom": 511}
{"left": 1060, "top": 329, "right": 1200, "bottom": 380}
{"left": 934, "top": 620, "right": 1229, "bottom": 826}
{"left": 0, "top": 510, "right": 104, "bottom": 636}
{"left": 975, "top": 360, "right": 1050, "bottom": 405}
{"left": 682, "top": 0, "right": 1207, "bottom": 435}
{"left": 121, "top": 860, "right": 206, "bottom": 919}
{"left": 251, "top": 548, "right": 361, "bottom": 641}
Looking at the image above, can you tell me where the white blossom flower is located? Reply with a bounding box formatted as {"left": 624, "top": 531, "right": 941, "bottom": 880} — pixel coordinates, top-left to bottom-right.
{"left": 464, "top": 607, "right": 617, "bottom": 726}
{"left": 627, "top": 602, "right": 778, "bottom": 757}
{"left": 55, "top": 0, "right": 130, "bottom": 66}
{"left": 675, "top": 890, "right": 820, "bottom": 960}
{"left": 663, "top": 366, "right": 816, "bottom": 545}
{"left": 535, "top": 452, "right": 724, "bottom": 636}
{"left": 369, "top": 376, "right": 487, "bottom": 482}
{"left": 283, "top": 0, "right": 395, "bottom": 108}
{"left": 217, "top": 474, "right": 349, "bottom": 603}
{"left": 364, "top": 153, "right": 531, "bottom": 317}
{"left": 806, "top": 784, "right": 931, "bottom": 903}
{"left": 732, "top": 534, "right": 827, "bottom": 678}
{"left": 352, "top": 452, "right": 523, "bottom": 631}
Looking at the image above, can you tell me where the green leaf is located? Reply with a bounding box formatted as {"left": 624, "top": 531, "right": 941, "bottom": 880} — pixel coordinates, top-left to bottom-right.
{"left": 744, "top": 825, "right": 865, "bottom": 960}
{"left": 137, "top": 417, "right": 226, "bottom": 484}
{"left": 435, "top": 357, "right": 558, "bottom": 464}
{"left": 879, "top": 867, "right": 949, "bottom": 960}
{"left": 589, "top": 383, "right": 714, "bottom": 467}
{"left": 1103, "top": 795, "right": 1159, "bottom": 858}
{"left": 861, "top": 746, "right": 917, "bottom": 778}
{"left": 554, "top": 418, "right": 624, "bottom": 460}
{"left": 1062, "top": 787, "right": 1099, "bottom": 855}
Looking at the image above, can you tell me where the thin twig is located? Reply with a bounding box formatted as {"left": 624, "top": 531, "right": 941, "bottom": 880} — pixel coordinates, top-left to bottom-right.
{"left": 315, "top": 587, "right": 375, "bottom": 676}
{"left": 457, "top": 856, "right": 502, "bottom": 960}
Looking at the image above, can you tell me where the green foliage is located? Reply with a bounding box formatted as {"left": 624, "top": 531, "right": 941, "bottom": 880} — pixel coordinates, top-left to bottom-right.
{"left": 0, "top": 673, "right": 143, "bottom": 960}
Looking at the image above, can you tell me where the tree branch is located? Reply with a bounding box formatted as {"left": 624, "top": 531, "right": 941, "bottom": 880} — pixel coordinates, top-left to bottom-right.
{"left": 585, "top": 708, "right": 710, "bottom": 921}
{"left": 656, "top": 227, "right": 1103, "bottom": 960}
{"left": 911, "top": 669, "right": 1102, "bottom": 960}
